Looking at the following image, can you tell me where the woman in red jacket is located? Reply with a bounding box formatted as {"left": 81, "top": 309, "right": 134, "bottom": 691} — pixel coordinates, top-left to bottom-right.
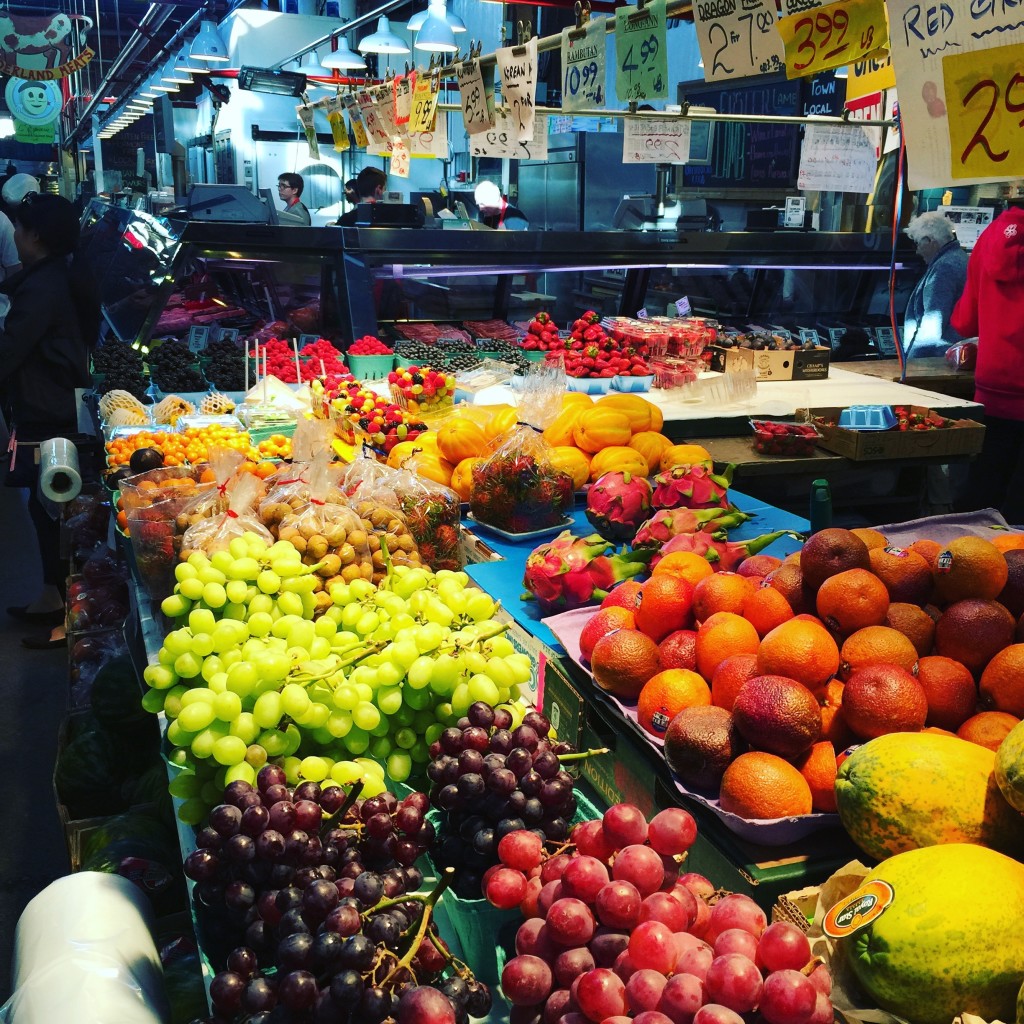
{"left": 951, "top": 200, "right": 1024, "bottom": 522}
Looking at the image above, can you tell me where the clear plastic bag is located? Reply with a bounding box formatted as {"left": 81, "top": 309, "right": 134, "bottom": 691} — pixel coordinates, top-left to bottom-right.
{"left": 181, "top": 472, "right": 273, "bottom": 559}
{"left": 945, "top": 339, "right": 978, "bottom": 371}
{"left": 347, "top": 496, "right": 425, "bottom": 585}
{"left": 258, "top": 457, "right": 344, "bottom": 534}
{"left": 392, "top": 468, "right": 464, "bottom": 571}
{"left": 173, "top": 446, "right": 245, "bottom": 536}
{"left": 290, "top": 415, "right": 336, "bottom": 463}
{"left": 515, "top": 356, "right": 566, "bottom": 431}
{"left": 338, "top": 447, "right": 403, "bottom": 506}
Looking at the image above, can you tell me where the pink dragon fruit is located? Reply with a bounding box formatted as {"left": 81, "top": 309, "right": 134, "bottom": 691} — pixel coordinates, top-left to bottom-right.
{"left": 585, "top": 471, "right": 653, "bottom": 542}
{"left": 632, "top": 507, "right": 752, "bottom": 550}
{"left": 523, "top": 531, "right": 651, "bottom": 613}
{"left": 652, "top": 463, "right": 735, "bottom": 511}
{"left": 649, "top": 529, "right": 802, "bottom": 572}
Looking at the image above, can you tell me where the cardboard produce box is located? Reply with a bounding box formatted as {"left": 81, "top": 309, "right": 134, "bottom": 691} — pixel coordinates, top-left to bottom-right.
{"left": 708, "top": 345, "right": 831, "bottom": 381}
{"left": 813, "top": 406, "right": 986, "bottom": 461}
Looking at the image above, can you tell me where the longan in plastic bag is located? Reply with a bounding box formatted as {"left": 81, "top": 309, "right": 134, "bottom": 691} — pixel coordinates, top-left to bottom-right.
{"left": 181, "top": 472, "right": 274, "bottom": 559}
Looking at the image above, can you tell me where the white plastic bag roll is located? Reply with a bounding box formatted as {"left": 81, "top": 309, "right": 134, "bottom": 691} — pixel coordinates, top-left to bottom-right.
{"left": 38, "top": 437, "right": 82, "bottom": 503}
{"left": 2, "top": 873, "right": 170, "bottom": 1024}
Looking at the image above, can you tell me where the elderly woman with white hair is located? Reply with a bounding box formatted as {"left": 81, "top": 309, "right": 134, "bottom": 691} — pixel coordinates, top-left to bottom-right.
{"left": 903, "top": 210, "right": 969, "bottom": 358}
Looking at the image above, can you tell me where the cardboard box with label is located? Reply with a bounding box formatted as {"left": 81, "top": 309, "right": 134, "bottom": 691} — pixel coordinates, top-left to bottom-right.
{"left": 708, "top": 345, "right": 831, "bottom": 381}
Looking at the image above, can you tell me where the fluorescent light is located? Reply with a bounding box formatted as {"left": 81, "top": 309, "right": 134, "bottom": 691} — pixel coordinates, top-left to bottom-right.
{"left": 359, "top": 16, "right": 409, "bottom": 54}
{"left": 191, "top": 19, "right": 229, "bottom": 63}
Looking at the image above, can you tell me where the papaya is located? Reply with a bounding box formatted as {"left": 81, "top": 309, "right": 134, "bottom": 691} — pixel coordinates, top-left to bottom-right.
{"left": 660, "top": 443, "right": 713, "bottom": 472}
{"left": 436, "top": 419, "right": 488, "bottom": 464}
{"left": 995, "top": 717, "right": 1024, "bottom": 813}
{"left": 449, "top": 457, "right": 483, "bottom": 502}
{"left": 561, "top": 392, "right": 594, "bottom": 409}
{"left": 543, "top": 405, "right": 586, "bottom": 448}
{"left": 572, "top": 408, "right": 632, "bottom": 453}
{"left": 548, "top": 447, "right": 591, "bottom": 492}
{"left": 588, "top": 446, "right": 649, "bottom": 483}
{"left": 595, "top": 393, "right": 655, "bottom": 433}
{"left": 835, "top": 731, "right": 1024, "bottom": 861}
{"left": 628, "top": 431, "right": 674, "bottom": 475}
{"left": 837, "top": 843, "right": 1024, "bottom": 1024}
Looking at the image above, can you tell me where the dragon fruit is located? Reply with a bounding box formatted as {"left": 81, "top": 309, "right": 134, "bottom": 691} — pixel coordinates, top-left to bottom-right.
{"left": 632, "top": 506, "right": 753, "bottom": 549}
{"left": 652, "top": 463, "right": 735, "bottom": 511}
{"left": 523, "top": 531, "right": 651, "bottom": 613}
{"left": 585, "top": 471, "right": 653, "bottom": 542}
{"left": 649, "top": 529, "right": 803, "bottom": 572}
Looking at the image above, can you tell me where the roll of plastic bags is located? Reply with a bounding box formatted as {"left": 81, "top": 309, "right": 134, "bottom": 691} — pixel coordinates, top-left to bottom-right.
{"left": 0, "top": 872, "right": 170, "bottom": 1024}
{"left": 38, "top": 436, "right": 82, "bottom": 503}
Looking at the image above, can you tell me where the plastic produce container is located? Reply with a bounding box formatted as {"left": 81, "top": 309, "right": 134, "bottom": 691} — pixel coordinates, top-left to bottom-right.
{"left": 566, "top": 376, "right": 613, "bottom": 394}
{"left": 838, "top": 405, "right": 898, "bottom": 430}
{"left": 346, "top": 354, "right": 395, "bottom": 380}
{"left": 750, "top": 419, "right": 822, "bottom": 456}
{"left": 612, "top": 374, "right": 655, "bottom": 393}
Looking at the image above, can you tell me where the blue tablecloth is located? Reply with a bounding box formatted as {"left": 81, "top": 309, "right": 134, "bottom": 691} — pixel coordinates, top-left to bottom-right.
{"left": 465, "top": 490, "right": 809, "bottom": 652}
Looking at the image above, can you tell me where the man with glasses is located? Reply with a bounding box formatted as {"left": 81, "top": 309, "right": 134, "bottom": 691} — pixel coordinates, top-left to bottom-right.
{"left": 277, "top": 172, "right": 310, "bottom": 226}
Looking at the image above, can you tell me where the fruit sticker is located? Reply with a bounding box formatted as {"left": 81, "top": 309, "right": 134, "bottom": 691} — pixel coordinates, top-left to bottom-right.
{"left": 822, "top": 878, "right": 894, "bottom": 938}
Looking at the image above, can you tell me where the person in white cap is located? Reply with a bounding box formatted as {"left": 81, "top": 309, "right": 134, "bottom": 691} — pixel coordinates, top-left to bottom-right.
{"left": 2, "top": 172, "right": 41, "bottom": 208}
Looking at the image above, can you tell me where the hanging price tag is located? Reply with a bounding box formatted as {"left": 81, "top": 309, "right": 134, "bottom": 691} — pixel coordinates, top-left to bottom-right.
{"left": 615, "top": 0, "right": 669, "bottom": 102}
{"left": 409, "top": 72, "right": 440, "bottom": 133}
{"left": 693, "top": 0, "right": 785, "bottom": 82}
{"left": 394, "top": 73, "right": 413, "bottom": 125}
{"left": 188, "top": 326, "right": 210, "bottom": 353}
{"left": 561, "top": 18, "right": 607, "bottom": 112}
{"left": 408, "top": 110, "right": 448, "bottom": 158}
{"left": 676, "top": 296, "right": 692, "bottom": 315}
{"left": 496, "top": 36, "right": 538, "bottom": 143}
{"left": 943, "top": 42, "right": 1024, "bottom": 181}
{"left": 622, "top": 116, "right": 691, "bottom": 163}
{"left": 390, "top": 137, "right": 411, "bottom": 178}
{"left": 370, "top": 82, "right": 401, "bottom": 140}
{"left": 343, "top": 95, "right": 369, "bottom": 149}
{"left": 468, "top": 108, "right": 549, "bottom": 160}
{"left": 296, "top": 104, "right": 319, "bottom": 159}
{"left": 357, "top": 89, "right": 389, "bottom": 146}
{"left": 325, "top": 95, "right": 349, "bottom": 152}
{"left": 777, "top": 0, "right": 888, "bottom": 80}
{"left": 457, "top": 58, "right": 496, "bottom": 136}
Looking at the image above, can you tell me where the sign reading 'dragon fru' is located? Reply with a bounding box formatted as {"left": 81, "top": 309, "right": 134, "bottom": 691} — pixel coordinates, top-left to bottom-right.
{"left": 886, "top": 0, "right": 1024, "bottom": 188}
{"left": 0, "top": 12, "right": 93, "bottom": 79}
{"left": 692, "top": 0, "right": 786, "bottom": 83}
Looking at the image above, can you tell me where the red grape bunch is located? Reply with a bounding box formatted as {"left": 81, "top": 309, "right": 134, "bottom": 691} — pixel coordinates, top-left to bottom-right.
{"left": 185, "top": 765, "right": 492, "bottom": 1024}
{"left": 427, "top": 702, "right": 578, "bottom": 900}
{"left": 493, "top": 802, "right": 833, "bottom": 1024}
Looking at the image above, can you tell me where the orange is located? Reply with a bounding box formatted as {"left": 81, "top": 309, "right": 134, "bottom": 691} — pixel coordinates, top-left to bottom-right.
{"left": 908, "top": 538, "right": 942, "bottom": 564}
{"left": 934, "top": 598, "right": 1016, "bottom": 677}
{"left": 637, "top": 669, "right": 712, "bottom": 737}
{"left": 820, "top": 679, "right": 856, "bottom": 749}
{"left": 692, "top": 572, "right": 755, "bottom": 623}
{"left": 841, "top": 663, "right": 929, "bottom": 740}
{"left": 815, "top": 568, "right": 890, "bottom": 636}
{"left": 659, "top": 629, "right": 698, "bottom": 672}
{"left": 741, "top": 586, "right": 794, "bottom": 638}
{"left": 635, "top": 574, "right": 695, "bottom": 643}
{"left": 756, "top": 617, "right": 840, "bottom": 694}
{"left": 601, "top": 580, "right": 642, "bottom": 612}
{"left": 719, "top": 752, "right": 813, "bottom": 819}
{"left": 838, "top": 625, "right": 919, "bottom": 681}
{"left": 979, "top": 643, "right": 1024, "bottom": 716}
{"left": 884, "top": 602, "right": 937, "bottom": 657}
{"left": 710, "top": 653, "right": 759, "bottom": 711}
{"left": 763, "top": 563, "right": 814, "bottom": 615}
{"left": 731, "top": 674, "right": 822, "bottom": 758}
{"left": 590, "top": 628, "right": 661, "bottom": 700}
{"left": 579, "top": 606, "right": 636, "bottom": 663}
{"left": 695, "top": 612, "right": 760, "bottom": 682}
{"left": 932, "top": 536, "right": 1009, "bottom": 603}
{"left": 916, "top": 655, "right": 978, "bottom": 731}
{"left": 957, "top": 710, "right": 1021, "bottom": 750}
{"left": 997, "top": 550, "right": 1024, "bottom": 618}
{"left": 798, "top": 528, "right": 871, "bottom": 591}
{"left": 796, "top": 741, "right": 838, "bottom": 813}
{"left": 850, "top": 527, "right": 889, "bottom": 551}
{"left": 992, "top": 533, "right": 1024, "bottom": 554}
{"left": 653, "top": 551, "right": 715, "bottom": 588}
{"left": 736, "top": 554, "right": 783, "bottom": 579}
{"left": 868, "top": 547, "right": 934, "bottom": 605}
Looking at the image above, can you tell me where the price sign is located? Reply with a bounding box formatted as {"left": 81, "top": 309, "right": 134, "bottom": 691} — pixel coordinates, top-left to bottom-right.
{"left": 797, "top": 123, "right": 879, "bottom": 192}
{"left": 457, "top": 58, "right": 496, "bottom": 136}
{"left": 325, "top": 95, "right": 349, "bottom": 152}
{"left": 623, "top": 115, "right": 691, "bottom": 163}
{"left": 943, "top": 42, "right": 1024, "bottom": 181}
{"left": 693, "top": 0, "right": 785, "bottom": 82}
{"left": 777, "top": 0, "right": 889, "bottom": 79}
{"left": 357, "top": 89, "right": 389, "bottom": 146}
{"left": 409, "top": 73, "right": 440, "bottom": 133}
{"left": 561, "top": 18, "right": 607, "bottom": 112}
{"left": 390, "top": 137, "right": 411, "bottom": 178}
{"left": 615, "top": 0, "right": 669, "bottom": 102}
{"left": 799, "top": 327, "right": 821, "bottom": 345}
{"left": 298, "top": 334, "right": 320, "bottom": 348}
{"left": 676, "top": 296, "right": 692, "bottom": 316}
{"left": 296, "top": 104, "right": 319, "bottom": 159}
{"left": 370, "top": 82, "right": 401, "bottom": 141}
{"left": 408, "top": 110, "right": 448, "bottom": 158}
{"left": 496, "top": 37, "right": 538, "bottom": 143}
{"left": 874, "top": 326, "right": 896, "bottom": 355}
{"left": 343, "top": 95, "right": 369, "bottom": 149}
{"left": 394, "top": 74, "right": 413, "bottom": 125}
{"left": 637, "top": 308, "right": 649, "bottom": 319}
{"left": 188, "top": 326, "right": 210, "bottom": 353}
{"left": 468, "top": 108, "right": 549, "bottom": 160}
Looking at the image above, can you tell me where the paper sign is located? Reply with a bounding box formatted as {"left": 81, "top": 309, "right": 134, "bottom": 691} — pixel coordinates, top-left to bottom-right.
{"left": 693, "top": 0, "right": 786, "bottom": 82}
{"left": 623, "top": 115, "right": 691, "bottom": 163}
{"left": 357, "top": 89, "right": 389, "bottom": 146}
{"left": 496, "top": 36, "right": 538, "bottom": 142}
{"left": 298, "top": 334, "right": 320, "bottom": 348}
{"left": 799, "top": 327, "right": 820, "bottom": 345}
{"left": 407, "top": 110, "right": 448, "bottom": 158}
{"left": 370, "top": 82, "right": 402, "bottom": 140}
{"left": 343, "top": 95, "right": 369, "bottom": 149}
{"left": 188, "top": 326, "right": 210, "bottom": 353}
{"left": 561, "top": 18, "right": 607, "bottom": 112}
{"left": 874, "top": 326, "right": 896, "bottom": 355}
{"left": 845, "top": 51, "right": 895, "bottom": 102}
{"left": 943, "top": 42, "right": 1024, "bottom": 181}
{"left": 637, "top": 308, "right": 649, "bottom": 319}
{"left": 886, "top": 0, "right": 1024, "bottom": 188}
{"left": 457, "top": 58, "right": 496, "bottom": 136}
{"left": 394, "top": 74, "right": 412, "bottom": 125}
{"left": 296, "top": 104, "right": 319, "bottom": 159}
{"left": 777, "top": 0, "right": 889, "bottom": 79}
{"left": 390, "top": 138, "right": 411, "bottom": 178}
{"left": 615, "top": 0, "right": 669, "bottom": 101}
{"left": 676, "top": 296, "right": 692, "bottom": 315}
{"left": 409, "top": 73, "right": 440, "bottom": 133}
{"left": 939, "top": 205, "right": 993, "bottom": 249}
{"left": 797, "top": 122, "right": 879, "bottom": 191}
{"left": 468, "top": 109, "right": 549, "bottom": 160}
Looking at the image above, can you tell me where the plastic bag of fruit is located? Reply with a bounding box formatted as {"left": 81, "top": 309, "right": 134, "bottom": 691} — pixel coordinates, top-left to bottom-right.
{"left": 345, "top": 495, "right": 425, "bottom": 585}
{"left": 389, "top": 468, "right": 464, "bottom": 571}
{"left": 118, "top": 463, "right": 216, "bottom": 515}
{"left": 127, "top": 497, "right": 182, "bottom": 602}
{"left": 290, "top": 415, "right": 336, "bottom": 463}
{"left": 337, "top": 446, "right": 405, "bottom": 502}
{"left": 173, "top": 446, "right": 246, "bottom": 536}
{"left": 258, "top": 456, "right": 345, "bottom": 536}
{"left": 181, "top": 471, "right": 273, "bottom": 559}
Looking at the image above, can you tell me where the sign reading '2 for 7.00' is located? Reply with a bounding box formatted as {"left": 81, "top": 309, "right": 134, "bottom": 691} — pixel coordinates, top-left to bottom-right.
{"left": 776, "top": 0, "right": 889, "bottom": 79}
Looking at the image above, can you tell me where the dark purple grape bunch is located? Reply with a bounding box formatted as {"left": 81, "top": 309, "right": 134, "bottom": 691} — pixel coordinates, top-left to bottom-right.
{"left": 426, "top": 702, "right": 578, "bottom": 900}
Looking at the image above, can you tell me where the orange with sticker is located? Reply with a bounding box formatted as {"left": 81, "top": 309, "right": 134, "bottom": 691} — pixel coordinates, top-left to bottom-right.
{"left": 822, "top": 879, "right": 894, "bottom": 938}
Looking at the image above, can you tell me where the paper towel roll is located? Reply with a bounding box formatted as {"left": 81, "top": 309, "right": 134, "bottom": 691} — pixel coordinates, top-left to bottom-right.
{"left": 38, "top": 437, "right": 82, "bottom": 503}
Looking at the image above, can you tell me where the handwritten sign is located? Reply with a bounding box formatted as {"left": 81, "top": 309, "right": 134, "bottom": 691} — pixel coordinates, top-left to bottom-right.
{"left": 390, "top": 137, "right": 411, "bottom": 178}
{"left": 324, "top": 95, "right": 349, "bottom": 152}
{"left": 693, "top": 0, "right": 786, "bottom": 82}
{"left": 615, "top": 0, "right": 669, "bottom": 101}
{"left": 343, "top": 95, "right": 369, "bottom": 148}
{"left": 622, "top": 116, "right": 691, "bottom": 163}
{"left": 468, "top": 108, "right": 549, "bottom": 160}
{"left": 943, "top": 42, "right": 1024, "bottom": 181}
{"left": 845, "top": 51, "right": 895, "bottom": 102}
{"left": 296, "top": 104, "right": 319, "bottom": 159}
{"left": 457, "top": 58, "right": 496, "bottom": 136}
{"left": 496, "top": 36, "right": 538, "bottom": 142}
{"left": 676, "top": 296, "right": 692, "bottom": 315}
{"left": 561, "top": 18, "right": 607, "bottom": 112}
{"left": 797, "top": 122, "right": 879, "bottom": 191}
{"left": 408, "top": 110, "right": 448, "bottom": 159}
{"left": 409, "top": 73, "right": 439, "bottom": 133}
{"left": 777, "top": 0, "right": 889, "bottom": 79}
{"left": 370, "top": 82, "right": 402, "bottom": 141}
{"left": 394, "top": 74, "right": 412, "bottom": 125}
{"left": 357, "top": 90, "right": 389, "bottom": 146}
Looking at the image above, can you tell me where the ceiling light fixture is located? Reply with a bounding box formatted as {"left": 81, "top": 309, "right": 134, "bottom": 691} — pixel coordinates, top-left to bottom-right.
{"left": 414, "top": 2, "right": 458, "bottom": 52}
{"left": 358, "top": 16, "right": 409, "bottom": 54}
{"left": 191, "top": 18, "right": 230, "bottom": 63}
{"left": 161, "top": 56, "right": 191, "bottom": 84}
{"left": 300, "top": 49, "right": 336, "bottom": 80}
{"left": 322, "top": 38, "right": 366, "bottom": 70}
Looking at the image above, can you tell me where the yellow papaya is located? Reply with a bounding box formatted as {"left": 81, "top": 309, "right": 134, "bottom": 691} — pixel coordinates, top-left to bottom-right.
{"left": 542, "top": 405, "right": 585, "bottom": 448}
{"left": 548, "top": 447, "right": 591, "bottom": 491}
{"left": 588, "top": 446, "right": 649, "bottom": 482}
{"left": 659, "top": 443, "right": 713, "bottom": 472}
{"left": 572, "top": 408, "right": 632, "bottom": 453}
{"left": 596, "top": 393, "right": 655, "bottom": 434}
{"left": 629, "top": 431, "right": 674, "bottom": 475}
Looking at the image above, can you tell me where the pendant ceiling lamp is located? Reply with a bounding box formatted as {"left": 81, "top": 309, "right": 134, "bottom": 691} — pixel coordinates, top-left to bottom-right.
{"left": 358, "top": 16, "right": 409, "bottom": 54}
{"left": 322, "top": 38, "right": 366, "bottom": 70}
{"left": 408, "top": 1, "right": 466, "bottom": 33}
{"left": 152, "top": 73, "right": 180, "bottom": 93}
{"left": 414, "top": 3, "right": 457, "bottom": 52}
{"left": 182, "top": 46, "right": 210, "bottom": 74}
{"left": 191, "top": 19, "right": 230, "bottom": 63}
{"left": 139, "top": 80, "right": 161, "bottom": 99}
{"left": 161, "top": 56, "right": 192, "bottom": 84}
{"left": 300, "top": 50, "right": 335, "bottom": 79}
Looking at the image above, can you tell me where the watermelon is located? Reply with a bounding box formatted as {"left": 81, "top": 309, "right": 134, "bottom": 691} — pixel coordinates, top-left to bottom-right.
{"left": 90, "top": 656, "right": 147, "bottom": 732}
{"left": 54, "top": 721, "right": 126, "bottom": 818}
